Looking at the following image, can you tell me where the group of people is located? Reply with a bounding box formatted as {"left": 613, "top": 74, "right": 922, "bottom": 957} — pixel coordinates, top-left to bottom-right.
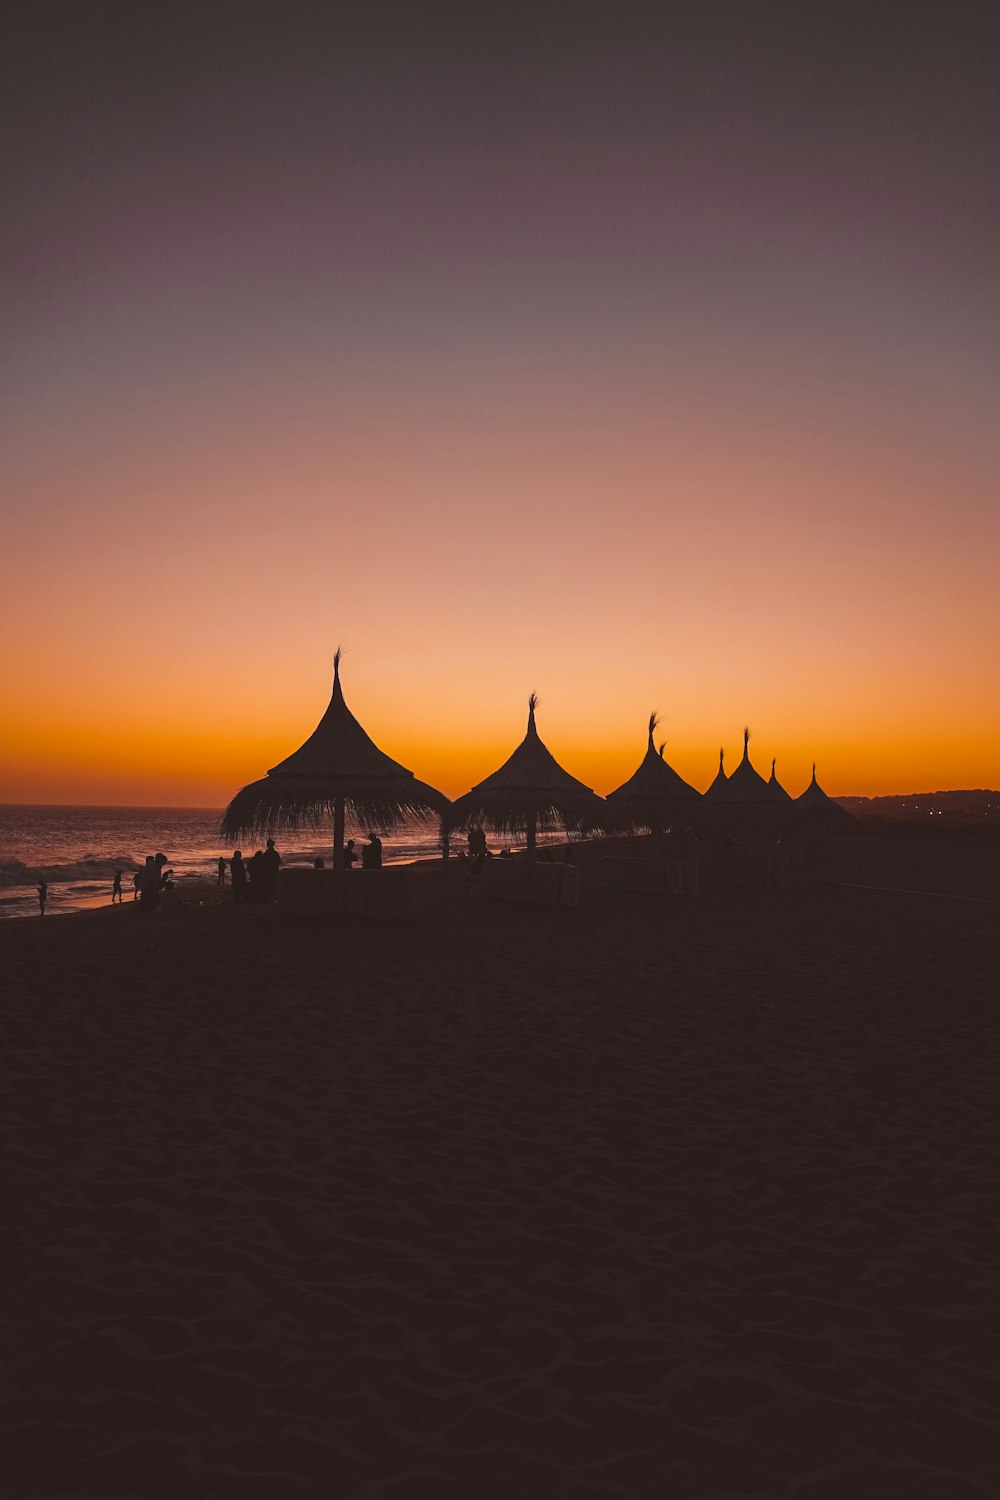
{"left": 67, "top": 831, "right": 386, "bottom": 920}
{"left": 129, "top": 852, "right": 181, "bottom": 914}
{"left": 310, "top": 834, "right": 383, "bottom": 871}
{"left": 344, "top": 833, "right": 383, "bottom": 869}
{"left": 222, "top": 839, "right": 282, "bottom": 903}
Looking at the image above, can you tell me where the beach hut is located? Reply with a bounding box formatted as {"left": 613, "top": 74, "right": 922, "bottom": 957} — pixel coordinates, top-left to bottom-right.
{"left": 220, "top": 650, "right": 449, "bottom": 872}
{"left": 796, "top": 764, "right": 858, "bottom": 829}
{"left": 605, "top": 713, "right": 701, "bottom": 833}
{"left": 448, "top": 693, "right": 605, "bottom": 860}
{"left": 768, "top": 757, "right": 793, "bottom": 803}
{"left": 704, "top": 747, "right": 729, "bottom": 800}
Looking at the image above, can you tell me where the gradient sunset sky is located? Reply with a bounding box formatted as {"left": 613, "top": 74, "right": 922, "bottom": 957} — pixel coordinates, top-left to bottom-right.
{"left": 3, "top": 3, "right": 998, "bottom": 805}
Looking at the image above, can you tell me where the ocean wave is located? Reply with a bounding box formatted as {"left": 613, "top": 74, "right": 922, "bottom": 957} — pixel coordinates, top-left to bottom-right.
{"left": 0, "top": 857, "right": 140, "bottom": 889}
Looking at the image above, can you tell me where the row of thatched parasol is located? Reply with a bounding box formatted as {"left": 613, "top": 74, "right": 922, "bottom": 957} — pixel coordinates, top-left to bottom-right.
{"left": 220, "top": 654, "right": 855, "bottom": 867}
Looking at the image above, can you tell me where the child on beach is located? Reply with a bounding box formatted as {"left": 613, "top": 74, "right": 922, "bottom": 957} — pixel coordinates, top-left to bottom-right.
{"left": 37, "top": 879, "right": 47, "bottom": 916}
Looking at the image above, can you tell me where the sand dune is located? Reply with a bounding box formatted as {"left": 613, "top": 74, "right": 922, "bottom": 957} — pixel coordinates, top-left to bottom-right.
{"left": 2, "top": 834, "right": 998, "bottom": 1497}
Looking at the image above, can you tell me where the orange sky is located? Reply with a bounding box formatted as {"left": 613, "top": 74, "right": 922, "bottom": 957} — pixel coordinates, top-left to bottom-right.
{"left": 3, "top": 12, "right": 998, "bottom": 806}
{"left": 3, "top": 356, "right": 997, "bottom": 805}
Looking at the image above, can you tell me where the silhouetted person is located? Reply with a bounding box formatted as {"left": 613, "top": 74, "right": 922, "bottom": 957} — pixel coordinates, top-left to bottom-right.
{"left": 132, "top": 871, "right": 141, "bottom": 901}
{"left": 139, "top": 855, "right": 159, "bottom": 913}
{"left": 362, "top": 833, "right": 382, "bottom": 869}
{"left": 231, "top": 851, "right": 248, "bottom": 903}
{"left": 343, "top": 838, "right": 357, "bottom": 868}
{"left": 261, "top": 838, "right": 281, "bottom": 898}
{"left": 37, "top": 878, "right": 47, "bottom": 916}
{"left": 112, "top": 870, "right": 123, "bottom": 903}
{"left": 313, "top": 857, "right": 325, "bottom": 869}
{"left": 218, "top": 856, "right": 227, "bottom": 886}
{"left": 248, "top": 850, "right": 264, "bottom": 900}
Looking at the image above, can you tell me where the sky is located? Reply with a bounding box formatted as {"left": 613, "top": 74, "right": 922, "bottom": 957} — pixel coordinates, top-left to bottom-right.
{"left": 2, "top": 2, "right": 998, "bottom": 804}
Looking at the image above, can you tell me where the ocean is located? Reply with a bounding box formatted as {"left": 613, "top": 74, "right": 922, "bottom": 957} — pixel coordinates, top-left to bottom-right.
{"left": 0, "top": 805, "right": 461, "bottom": 919}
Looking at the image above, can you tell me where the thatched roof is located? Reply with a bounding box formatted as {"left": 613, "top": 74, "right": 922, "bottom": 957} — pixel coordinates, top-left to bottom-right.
{"left": 221, "top": 651, "right": 449, "bottom": 840}
{"left": 713, "top": 728, "right": 774, "bottom": 804}
{"left": 796, "top": 763, "right": 857, "bottom": 826}
{"left": 448, "top": 694, "right": 605, "bottom": 835}
{"left": 605, "top": 713, "right": 703, "bottom": 832}
{"left": 768, "top": 757, "right": 793, "bottom": 802}
{"left": 704, "top": 747, "right": 729, "bottom": 800}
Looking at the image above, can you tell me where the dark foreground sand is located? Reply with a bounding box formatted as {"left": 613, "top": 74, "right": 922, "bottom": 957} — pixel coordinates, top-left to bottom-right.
{"left": 3, "top": 833, "right": 998, "bottom": 1498}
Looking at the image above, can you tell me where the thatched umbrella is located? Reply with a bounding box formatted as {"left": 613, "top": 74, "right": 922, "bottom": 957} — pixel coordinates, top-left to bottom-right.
{"left": 448, "top": 693, "right": 605, "bottom": 859}
{"left": 796, "top": 763, "right": 858, "bottom": 830}
{"left": 606, "top": 712, "right": 701, "bottom": 834}
{"left": 704, "top": 746, "right": 729, "bottom": 800}
{"left": 221, "top": 650, "right": 449, "bottom": 873}
{"left": 767, "top": 757, "right": 793, "bottom": 803}
{"left": 713, "top": 728, "right": 773, "bottom": 805}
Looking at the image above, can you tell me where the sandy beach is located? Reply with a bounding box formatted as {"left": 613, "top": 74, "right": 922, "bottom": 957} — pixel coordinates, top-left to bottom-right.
{"left": 3, "top": 830, "right": 998, "bottom": 1497}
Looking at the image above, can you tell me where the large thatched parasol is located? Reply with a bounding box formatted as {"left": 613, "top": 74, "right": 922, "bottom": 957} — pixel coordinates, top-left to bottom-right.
{"left": 448, "top": 693, "right": 605, "bottom": 859}
{"left": 221, "top": 650, "right": 449, "bottom": 870}
{"left": 606, "top": 713, "right": 702, "bottom": 833}
{"left": 796, "top": 763, "right": 858, "bottom": 829}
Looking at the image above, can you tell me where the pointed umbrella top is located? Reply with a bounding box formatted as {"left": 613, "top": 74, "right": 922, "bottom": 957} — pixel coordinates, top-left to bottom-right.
{"left": 268, "top": 647, "right": 415, "bottom": 781}
{"left": 467, "top": 692, "right": 595, "bottom": 797}
{"left": 705, "top": 746, "right": 729, "bottom": 799}
{"left": 607, "top": 711, "right": 700, "bottom": 806}
{"left": 796, "top": 763, "right": 856, "bottom": 823}
{"left": 449, "top": 693, "right": 604, "bottom": 835}
{"left": 768, "top": 755, "right": 793, "bottom": 802}
{"left": 715, "top": 726, "right": 773, "bottom": 804}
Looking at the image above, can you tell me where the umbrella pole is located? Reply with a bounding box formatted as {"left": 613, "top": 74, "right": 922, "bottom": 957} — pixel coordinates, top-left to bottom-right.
{"left": 332, "top": 795, "right": 345, "bottom": 913}
{"left": 526, "top": 809, "right": 537, "bottom": 862}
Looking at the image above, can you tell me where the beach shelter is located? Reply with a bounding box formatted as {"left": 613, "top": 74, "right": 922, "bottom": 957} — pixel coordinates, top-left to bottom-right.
{"left": 796, "top": 764, "right": 858, "bottom": 829}
{"left": 713, "top": 728, "right": 774, "bottom": 805}
{"left": 606, "top": 713, "right": 702, "bottom": 833}
{"left": 768, "top": 757, "right": 793, "bottom": 803}
{"left": 448, "top": 693, "right": 605, "bottom": 859}
{"left": 220, "top": 650, "right": 450, "bottom": 871}
{"left": 704, "top": 747, "right": 729, "bottom": 800}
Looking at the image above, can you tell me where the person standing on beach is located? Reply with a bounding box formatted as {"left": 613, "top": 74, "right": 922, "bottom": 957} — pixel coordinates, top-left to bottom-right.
{"left": 112, "top": 870, "right": 123, "bottom": 904}
{"left": 37, "top": 878, "right": 47, "bottom": 916}
{"left": 218, "top": 855, "right": 227, "bottom": 887}
{"left": 138, "top": 855, "right": 159, "bottom": 913}
{"left": 362, "top": 833, "right": 382, "bottom": 868}
{"left": 261, "top": 838, "right": 281, "bottom": 899}
{"left": 132, "top": 870, "right": 141, "bottom": 900}
{"left": 231, "top": 851, "right": 248, "bottom": 903}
